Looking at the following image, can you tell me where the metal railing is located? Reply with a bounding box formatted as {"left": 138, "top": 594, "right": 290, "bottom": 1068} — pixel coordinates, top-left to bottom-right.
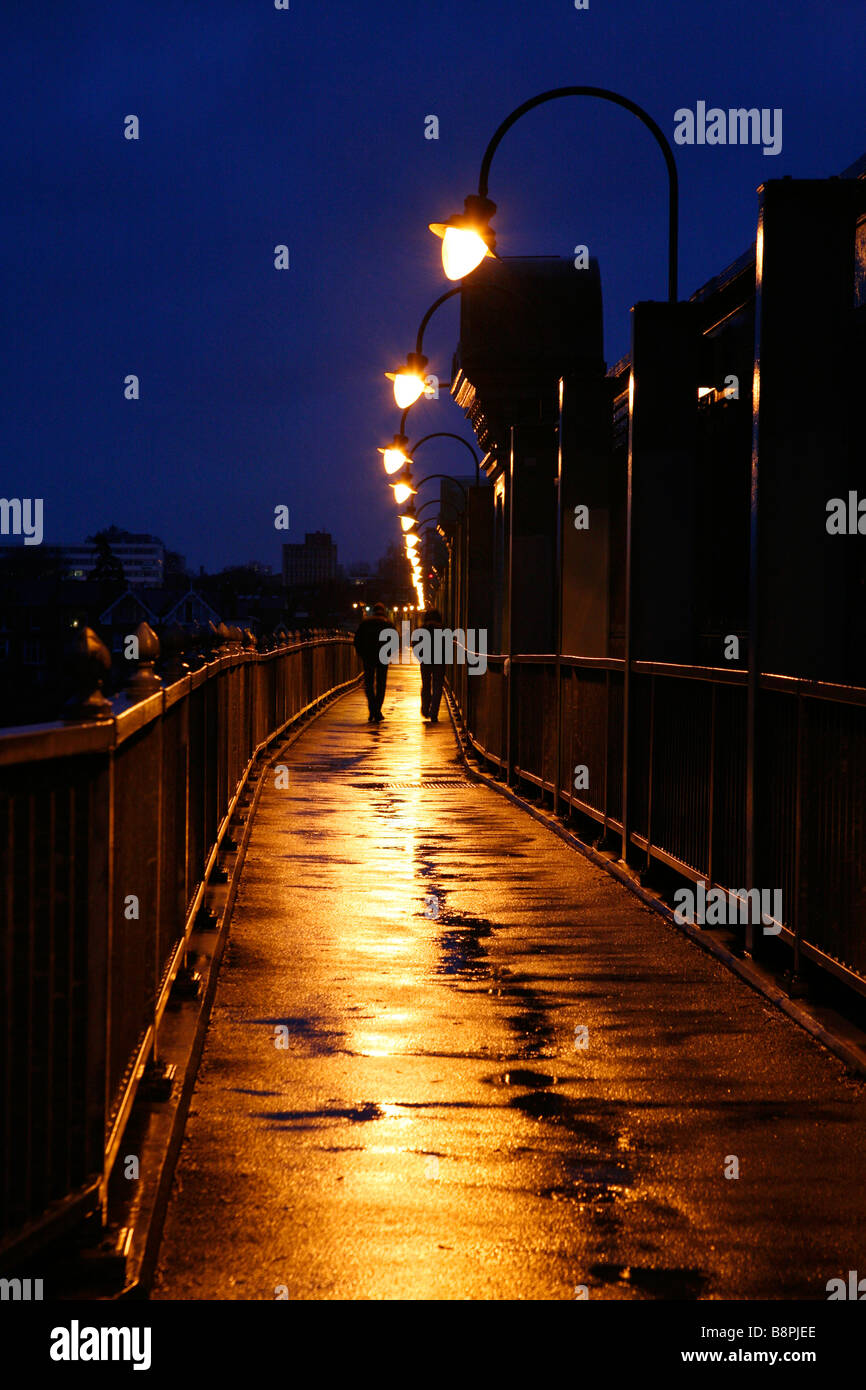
{"left": 451, "top": 653, "right": 866, "bottom": 993}
{"left": 0, "top": 630, "right": 360, "bottom": 1257}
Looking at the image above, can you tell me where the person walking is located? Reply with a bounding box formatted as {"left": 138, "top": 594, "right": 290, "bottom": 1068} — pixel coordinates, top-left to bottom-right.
{"left": 416, "top": 607, "right": 445, "bottom": 723}
{"left": 354, "top": 602, "right": 391, "bottom": 722}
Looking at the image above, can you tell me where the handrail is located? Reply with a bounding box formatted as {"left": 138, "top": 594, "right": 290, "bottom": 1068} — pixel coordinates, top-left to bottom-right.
{"left": 458, "top": 651, "right": 866, "bottom": 703}
{"left": 0, "top": 634, "right": 356, "bottom": 765}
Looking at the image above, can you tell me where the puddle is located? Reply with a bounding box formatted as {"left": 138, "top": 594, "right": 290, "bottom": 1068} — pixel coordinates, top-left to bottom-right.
{"left": 255, "top": 1101, "right": 385, "bottom": 1126}
{"left": 486, "top": 1070, "right": 558, "bottom": 1088}
{"left": 435, "top": 910, "right": 497, "bottom": 981}
{"left": 509, "top": 1091, "right": 621, "bottom": 1141}
{"left": 438, "top": 911, "right": 494, "bottom": 936}
{"left": 589, "top": 1263, "right": 708, "bottom": 1300}
{"left": 504, "top": 1009, "right": 557, "bottom": 1057}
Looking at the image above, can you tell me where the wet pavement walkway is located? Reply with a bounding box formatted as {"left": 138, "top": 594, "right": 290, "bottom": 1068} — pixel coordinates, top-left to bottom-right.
{"left": 154, "top": 666, "right": 866, "bottom": 1301}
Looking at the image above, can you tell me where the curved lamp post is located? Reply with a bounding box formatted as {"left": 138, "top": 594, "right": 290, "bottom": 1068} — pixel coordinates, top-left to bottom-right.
{"left": 413, "top": 496, "right": 464, "bottom": 525}
{"left": 385, "top": 287, "right": 462, "bottom": 408}
{"left": 380, "top": 431, "right": 480, "bottom": 486}
{"left": 397, "top": 478, "right": 471, "bottom": 612}
{"left": 407, "top": 505, "right": 461, "bottom": 571}
{"left": 400, "top": 475, "right": 469, "bottom": 625}
{"left": 405, "top": 473, "right": 468, "bottom": 503}
{"left": 397, "top": 474, "right": 468, "bottom": 535}
{"left": 411, "top": 499, "right": 440, "bottom": 523}
{"left": 429, "top": 85, "right": 678, "bottom": 300}
{"left": 411, "top": 520, "right": 446, "bottom": 544}
{"left": 385, "top": 282, "right": 533, "bottom": 420}
{"left": 410, "top": 432, "right": 480, "bottom": 486}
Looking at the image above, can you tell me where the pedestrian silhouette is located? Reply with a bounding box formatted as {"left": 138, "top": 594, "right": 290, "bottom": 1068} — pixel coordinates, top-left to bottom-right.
{"left": 354, "top": 602, "right": 391, "bottom": 722}
{"left": 416, "top": 607, "right": 445, "bottom": 722}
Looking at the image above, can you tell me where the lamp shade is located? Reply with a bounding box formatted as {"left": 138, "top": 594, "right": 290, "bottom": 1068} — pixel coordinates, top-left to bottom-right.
{"left": 429, "top": 195, "right": 497, "bottom": 281}
{"left": 381, "top": 447, "right": 410, "bottom": 474}
{"left": 378, "top": 432, "right": 412, "bottom": 475}
{"left": 440, "top": 226, "right": 490, "bottom": 280}
{"left": 385, "top": 352, "right": 429, "bottom": 409}
{"left": 387, "top": 371, "right": 425, "bottom": 409}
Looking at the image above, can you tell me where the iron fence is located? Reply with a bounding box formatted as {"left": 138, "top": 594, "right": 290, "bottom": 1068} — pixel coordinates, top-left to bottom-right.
{"left": 451, "top": 654, "right": 866, "bottom": 992}
{"left": 0, "top": 634, "right": 359, "bottom": 1257}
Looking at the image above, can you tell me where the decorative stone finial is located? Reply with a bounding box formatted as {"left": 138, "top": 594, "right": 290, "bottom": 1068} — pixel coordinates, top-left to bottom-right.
{"left": 161, "top": 623, "right": 190, "bottom": 680}
{"left": 125, "top": 622, "right": 162, "bottom": 701}
{"left": 64, "top": 625, "right": 113, "bottom": 722}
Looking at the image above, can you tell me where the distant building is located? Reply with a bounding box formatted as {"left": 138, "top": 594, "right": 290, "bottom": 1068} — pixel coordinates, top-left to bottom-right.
{"left": 62, "top": 527, "right": 166, "bottom": 585}
{"left": 282, "top": 531, "right": 337, "bottom": 587}
{"left": 162, "top": 589, "right": 222, "bottom": 628}
{"left": 98, "top": 588, "right": 162, "bottom": 655}
{"left": 97, "top": 586, "right": 222, "bottom": 653}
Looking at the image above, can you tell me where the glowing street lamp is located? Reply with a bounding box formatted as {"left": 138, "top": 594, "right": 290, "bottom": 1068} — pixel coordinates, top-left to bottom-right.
{"left": 390, "top": 481, "right": 416, "bottom": 505}
{"left": 429, "top": 195, "right": 498, "bottom": 281}
{"left": 385, "top": 353, "right": 428, "bottom": 409}
{"left": 384, "top": 287, "right": 460, "bottom": 413}
{"left": 429, "top": 87, "right": 678, "bottom": 301}
{"left": 378, "top": 433, "right": 411, "bottom": 475}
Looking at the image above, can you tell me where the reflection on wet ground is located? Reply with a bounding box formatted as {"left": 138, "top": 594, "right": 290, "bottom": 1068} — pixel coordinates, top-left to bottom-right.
{"left": 154, "top": 667, "right": 866, "bottom": 1302}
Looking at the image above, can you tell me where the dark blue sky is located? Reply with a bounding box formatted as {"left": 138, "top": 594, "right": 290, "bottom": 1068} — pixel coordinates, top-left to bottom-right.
{"left": 2, "top": 0, "right": 863, "bottom": 573}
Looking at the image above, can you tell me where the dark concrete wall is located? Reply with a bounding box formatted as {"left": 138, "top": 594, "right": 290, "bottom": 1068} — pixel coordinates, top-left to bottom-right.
{"left": 752, "top": 178, "right": 866, "bottom": 684}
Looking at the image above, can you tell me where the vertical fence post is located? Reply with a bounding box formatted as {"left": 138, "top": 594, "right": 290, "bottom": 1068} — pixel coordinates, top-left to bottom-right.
{"left": 707, "top": 683, "right": 717, "bottom": 888}
{"left": 602, "top": 669, "right": 610, "bottom": 841}
{"left": 644, "top": 673, "right": 655, "bottom": 876}
{"left": 553, "top": 378, "right": 564, "bottom": 818}
{"left": 792, "top": 693, "right": 805, "bottom": 981}
{"left": 505, "top": 427, "right": 515, "bottom": 785}
{"left": 621, "top": 362, "right": 635, "bottom": 864}
{"left": 101, "top": 744, "right": 117, "bottom": 1216}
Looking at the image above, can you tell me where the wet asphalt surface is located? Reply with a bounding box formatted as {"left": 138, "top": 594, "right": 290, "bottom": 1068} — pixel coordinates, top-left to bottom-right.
{"left": 153, "top": 666, "right": 866, "bottom": 1301}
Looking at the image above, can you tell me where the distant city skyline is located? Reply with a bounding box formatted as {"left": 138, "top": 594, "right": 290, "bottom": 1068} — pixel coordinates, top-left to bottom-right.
{"left": 1, "top": 515, "right": 364, "bottom": 576}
